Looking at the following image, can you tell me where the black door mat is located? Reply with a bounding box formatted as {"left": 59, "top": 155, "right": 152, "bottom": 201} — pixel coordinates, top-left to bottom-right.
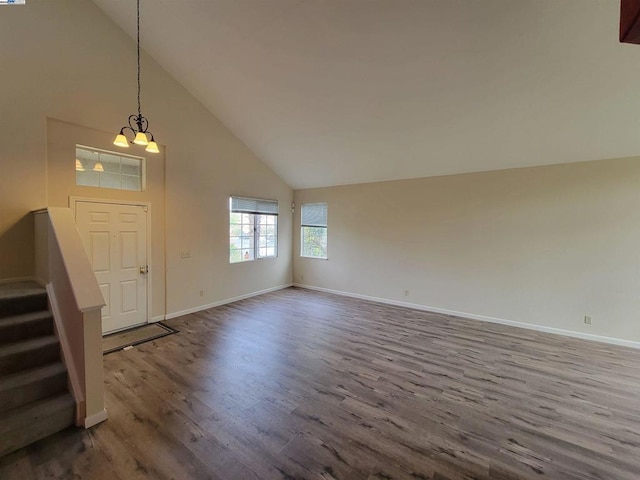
{"left": 102, "top": 322, "right": 178, "bottom": 355}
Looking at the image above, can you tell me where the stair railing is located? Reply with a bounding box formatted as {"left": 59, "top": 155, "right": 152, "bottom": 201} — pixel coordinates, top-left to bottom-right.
{"left": 34, "top": 208, "right": 107, "bottom": 428}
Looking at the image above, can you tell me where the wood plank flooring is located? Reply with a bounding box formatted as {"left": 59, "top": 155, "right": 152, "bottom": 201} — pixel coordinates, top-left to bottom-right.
{"left": 1, "top": 287, "right": 640, "bottom": 479}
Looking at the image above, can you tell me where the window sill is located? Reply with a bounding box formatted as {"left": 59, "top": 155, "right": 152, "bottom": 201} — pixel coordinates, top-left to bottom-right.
{"left": 230, "top": 256, "right": 278, "bottom": 264}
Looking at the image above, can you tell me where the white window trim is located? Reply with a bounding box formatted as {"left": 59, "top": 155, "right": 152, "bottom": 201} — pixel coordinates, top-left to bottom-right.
{"left": 229, "top": 196, "right": 279, "bottom": 263}
{"left": 300, "top": 202, "right": 328, "bottom": 260}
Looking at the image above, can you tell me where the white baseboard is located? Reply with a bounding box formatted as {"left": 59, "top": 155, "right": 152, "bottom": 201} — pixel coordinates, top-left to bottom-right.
{"left": 165, "top": 283, "right": 293, "bottom": 320}
{"left": 84, "top": 409, "right": 108, "bottom": 429}
{"left": 151, "top": 315, "right": 166, "bottom": 323}
{"left": 293, "top": 283, "right": 640, "bottom": 350}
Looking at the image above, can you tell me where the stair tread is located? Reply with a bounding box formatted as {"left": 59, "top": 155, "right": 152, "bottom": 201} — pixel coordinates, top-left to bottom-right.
{"left": 0, "top": 393, "right": 75, "bottom": 435}
{"left": 0, "top": 362, "right": 66, "bottom": 393}
{"left": 0, "top": 284, "right": 74, "bottom": 457}
{"left": 0, "top": 282, "right": 46, "bottom": 301}
{"left": 0, "top": 335, "right": 58, "bottom": 357}
{"left": 0, "top": 310, "right": 52, "bottom": 328}
{"left": 0, "top": 285, "right": 48, "bottom": 319}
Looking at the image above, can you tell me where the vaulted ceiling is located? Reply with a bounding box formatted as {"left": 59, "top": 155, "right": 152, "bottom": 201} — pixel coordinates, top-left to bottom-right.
{"left": 92, "top": 0, "right": 640, "bottom": 189}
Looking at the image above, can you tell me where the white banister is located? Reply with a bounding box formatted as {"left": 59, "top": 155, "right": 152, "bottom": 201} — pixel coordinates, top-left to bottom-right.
{"left": 46, "top": 208, "right": 104, "bottom": 312}
{"left": 33, "top": 208, "right": 107, "bottom": 428}
{"left": 47, "top": 283, "right": 84, "bottom": 423}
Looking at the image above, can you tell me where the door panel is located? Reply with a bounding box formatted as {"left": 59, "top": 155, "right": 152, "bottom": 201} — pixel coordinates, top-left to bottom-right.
{"left": 120, "top": 232, "right": 138, "bottom": 269}
{"left": 76, "top": 202, "right": 148, "bottom": 334}
{"left": 121, "top": 280, "right": 138, "bottom": 313}
{"left": 90, "top": 232, "right": 110, "bottom": 271}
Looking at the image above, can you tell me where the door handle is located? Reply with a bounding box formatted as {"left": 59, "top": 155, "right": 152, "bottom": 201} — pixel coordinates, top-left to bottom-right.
{"left": 140, "top": 265, "right": 149, "bottom": 275}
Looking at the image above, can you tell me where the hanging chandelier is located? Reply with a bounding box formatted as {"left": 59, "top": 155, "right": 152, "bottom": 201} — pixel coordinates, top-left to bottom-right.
{"left": 113, "top": 0, "right": 159, "bottom": 153}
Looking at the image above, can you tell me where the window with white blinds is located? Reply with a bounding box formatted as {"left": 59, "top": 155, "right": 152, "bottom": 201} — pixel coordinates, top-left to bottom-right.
{"left": 229, "top": 196, "right": 278, "bottom": 263}
{"left": 301, "top": 203, "right": 328, "bottom": 227}
{"left": 230, "top": 197, "right": 278, "bottom": 215}
{"left": 301, "top": 203, "right": 328, "bottom": 259}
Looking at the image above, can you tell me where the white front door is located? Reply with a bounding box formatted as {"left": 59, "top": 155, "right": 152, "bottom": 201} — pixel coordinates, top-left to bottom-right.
{"left": 75, "top": 201, "right": 148, "bottom": 334}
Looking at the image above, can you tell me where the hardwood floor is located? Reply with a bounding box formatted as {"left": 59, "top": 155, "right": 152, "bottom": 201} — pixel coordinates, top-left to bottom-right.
{"left": 1, "top": 287, "right": 640, "bottom": 479}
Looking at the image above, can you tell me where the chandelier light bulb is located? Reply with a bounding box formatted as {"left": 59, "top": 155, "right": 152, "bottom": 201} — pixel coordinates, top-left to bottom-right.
{"left": 133, "top": 131, "right": 149, "bottom": 146}
{"left": 145, "top": 140, "right": 160, "bottom": 153}
{"left": 113, "top": 133, "right": 129, "bottom": 147}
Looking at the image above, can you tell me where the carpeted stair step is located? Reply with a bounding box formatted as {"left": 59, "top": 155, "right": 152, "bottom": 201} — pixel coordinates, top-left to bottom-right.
{"left": 0, "top": 292, "right": 48, "bottom": 319}
{"left": 0, "top": 311, "right": 53, "bottom": 345}
{"left": 0, "top": 336, "right": 60, "bottom": 376}
{"left": 0, "top": 393, "right": 75, "bottom": 457}
{"left": 0, "top": 362, "right": 67, "bottom": 413}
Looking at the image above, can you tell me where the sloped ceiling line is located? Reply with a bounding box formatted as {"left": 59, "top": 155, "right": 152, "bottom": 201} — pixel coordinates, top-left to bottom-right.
{"left": 92, "top": 0, "right": 640, "bottom": 189}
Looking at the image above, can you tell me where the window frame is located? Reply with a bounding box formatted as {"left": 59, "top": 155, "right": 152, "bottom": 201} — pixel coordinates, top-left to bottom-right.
{"left": 229, "top": 196, "right": 279, "bottom": 264}
{"left": 75, "top": 145, "right": 146, "bottom": 192}
{"left": 300, "top": 202, "right": 328, "bottom": 260}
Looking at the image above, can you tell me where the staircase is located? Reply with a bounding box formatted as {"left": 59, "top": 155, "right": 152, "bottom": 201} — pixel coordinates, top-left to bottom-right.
{"left": 0, "top": 282, "right": 75, "bottom": 457}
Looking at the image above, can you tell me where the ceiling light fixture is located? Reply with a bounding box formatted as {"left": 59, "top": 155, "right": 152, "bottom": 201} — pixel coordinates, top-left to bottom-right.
{"left": 113, "top": 0, "right": 159, "bottom": 154}
{"left": 94, "top": 161, "right": 104, "bottom": 172}
{"left": 75, "top": 159, "right": 85, "bottom": 172}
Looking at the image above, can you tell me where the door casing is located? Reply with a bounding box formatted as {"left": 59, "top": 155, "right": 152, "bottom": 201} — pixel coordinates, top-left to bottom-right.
{"left": 70, "top": 197, "right": 153, "bottom": 332}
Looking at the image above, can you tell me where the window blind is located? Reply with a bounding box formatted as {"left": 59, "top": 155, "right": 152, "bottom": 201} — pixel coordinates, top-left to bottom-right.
{"left": 301, "top": 203, "right": 327, "bottom": 227}
{"left": 231, "top": 196, "right": 278, "bottom": 215}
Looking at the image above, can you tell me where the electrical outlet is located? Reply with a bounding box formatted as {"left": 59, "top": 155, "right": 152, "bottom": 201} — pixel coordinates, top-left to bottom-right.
{"left": 584, "top": 315, "right": 592, "bottom": 325}
{"left": 404, "top": 290, "right": 410, "bottom": 296}
{"left": 199, "top": 290, "right": 204, "bottom": 297}
{"left": 181, "top": 250, "right": 191, "bottom": 259}
{"left": 300, "top": 274, "right": 304, "bottom": 281}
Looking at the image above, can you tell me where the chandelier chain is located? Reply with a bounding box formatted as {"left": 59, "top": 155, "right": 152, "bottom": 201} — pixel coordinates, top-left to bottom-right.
{"left": 113, "top": 0, "right": 159, "bottom": 152}
{"left": 137, "top": 0, "right": 141, "bottom": 119}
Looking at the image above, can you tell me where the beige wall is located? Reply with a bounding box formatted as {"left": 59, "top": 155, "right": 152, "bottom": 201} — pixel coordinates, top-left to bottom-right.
{"left": 294, "top": 157, "right": 640, "bottom": 344}
{"left": 46, "top": 119, "right": 166, "bottom": 318}
{"left": 0, "top": 0, "right": 292, "bottom": 316}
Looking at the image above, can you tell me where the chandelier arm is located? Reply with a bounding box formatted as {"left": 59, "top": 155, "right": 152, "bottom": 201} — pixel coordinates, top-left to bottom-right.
{"left": 119, "top": 125, "right": 136, "bottom": 139}
{"left": 128, "top": 114, "right": 139, "bottom": 131}
{"left": 127, "top": 114, "right": 149, "bottom": 135}
{"left": 138, "top": 116, "right": 149, "bottom": 134}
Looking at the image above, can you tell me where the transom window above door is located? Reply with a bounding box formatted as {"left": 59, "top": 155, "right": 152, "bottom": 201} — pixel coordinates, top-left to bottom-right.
{"left": 75, "top": 145, "right": 145, "bottom": 192}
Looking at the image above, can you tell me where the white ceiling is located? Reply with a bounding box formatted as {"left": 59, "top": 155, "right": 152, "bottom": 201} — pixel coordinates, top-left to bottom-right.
{"left": 92, "top": 0, "right": 640, "bottom": 189}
